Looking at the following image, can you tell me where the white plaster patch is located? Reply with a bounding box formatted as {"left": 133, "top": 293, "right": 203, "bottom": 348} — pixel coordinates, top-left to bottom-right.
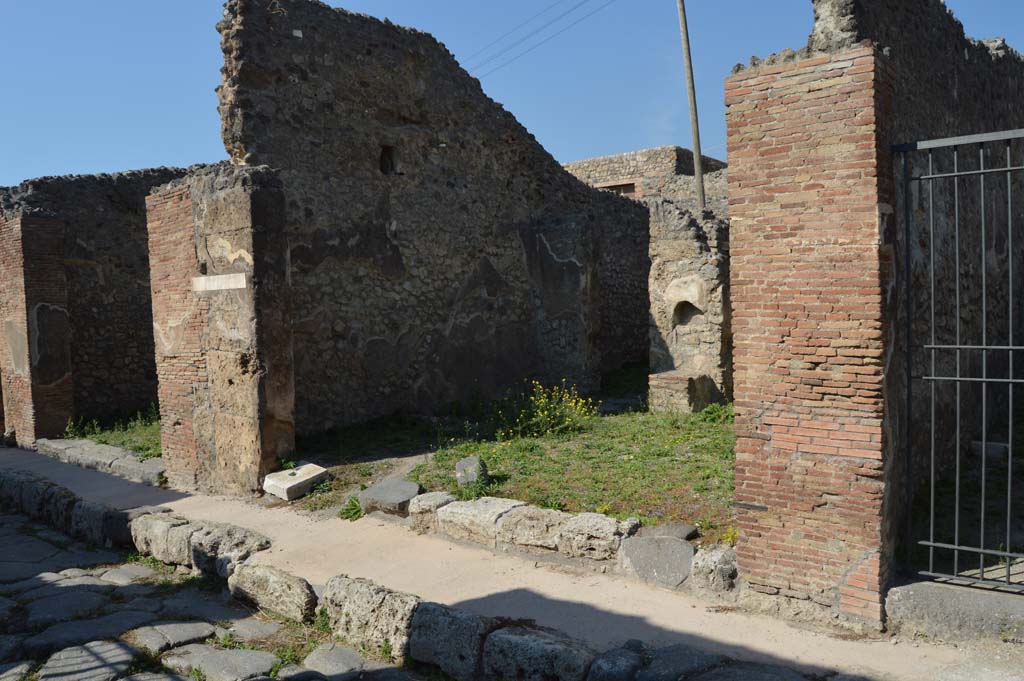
{"left": 192, "top": 273, "right": 249, "bottom": 293}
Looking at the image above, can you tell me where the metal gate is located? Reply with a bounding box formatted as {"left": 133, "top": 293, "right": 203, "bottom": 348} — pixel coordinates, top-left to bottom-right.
{"left": 896, "top": 128, "right": 1024, "bottom": 591}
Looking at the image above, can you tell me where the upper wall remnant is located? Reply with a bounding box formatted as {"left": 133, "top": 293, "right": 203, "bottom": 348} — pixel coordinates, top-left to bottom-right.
{"left": 0, "top": 168, "right": 188, "bottom": 445}
{"left": 215, "top": 0, "right": 649, "bottom": 433}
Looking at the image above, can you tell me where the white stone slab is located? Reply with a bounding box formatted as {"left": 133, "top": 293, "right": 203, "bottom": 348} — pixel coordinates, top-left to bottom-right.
{"left": 192, "top": 273, "right": 248, "bottom": 292}
{"left": 263, "top": 462, "right": 329, "bottom": 501}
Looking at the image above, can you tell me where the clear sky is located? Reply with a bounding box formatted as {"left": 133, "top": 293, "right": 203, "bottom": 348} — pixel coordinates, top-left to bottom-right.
{"left": 1, "top": 0, "right": 1021, "bottom": 186}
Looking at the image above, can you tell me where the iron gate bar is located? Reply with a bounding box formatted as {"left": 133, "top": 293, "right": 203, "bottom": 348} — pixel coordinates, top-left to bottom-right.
{"left": 894, "top": 128, "right": 1024, "bottom": 591}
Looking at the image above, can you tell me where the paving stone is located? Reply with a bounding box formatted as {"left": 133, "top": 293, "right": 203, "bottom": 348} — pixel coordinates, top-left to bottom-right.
{"left": 7, "top": 536, "right": 61, "bottom": 563}
{"left": 129, "top": 621, "right": 218, "bottom": 654}
{"left": 228, "top": 564, "right": 317, "bottom": 622}
{"left": 358, "top": 480, "right": 421, "bottom": 517}
{"left": 407, "top": 492, "right": 455, "bottom": 533}
{"left": 319, "top": 575, "right": 420, "bottom": 663}
{"left": 160, "top": 590, "right": 249, "bottom": 624}
{"left": 25, "top": 590, "right": 109, "bottom": 629}
{"left": 408, "top": 602, "right": 492, "bottom": 681}
{"left": 618, "top": 536, "right": 694, "bottom": 589}
{"left": 37, "top": 640, "right": 140, "bottom": 681}
{"left": 634, "top": 644, "right": 724, "bottom": 681}
{"left": 689, "top": 662, "right": 807, "bottom": 681}
{"left": 637, "top": 521, "right": 699, "bottom": 541}
{"left": 302, "top": 644, "right": 365, "bottom": 681}
{"left": 558, "top": 514, "right": 638, "bottom": 561}
{"left": 0, "top": 636, "right": 23, "bottom": 663}
{"left": 263, "top": 464, "right": 329, "bottom": 502}
{"left": 0, "top": 572, "right": 64, "bottom": 596}
{"left": 274, "top": 666, "right": 326, "bottom": 681}
{"left": 482, "top": 626, "right": 596, "bottom": 681}
{"left": 60, "top": 569, "right": 93, "bottom": 578}
{"left": 454, "top": 456, "right": 487, "bottom": 487}
{"left": 586, "top": 648, "right": 644, "bottom": 681}
{"left": 121, "top": 597, "right": 163, "bottom": 613}
{"left": 122, "top": 675, "right": 189, "bottom": 681}
{"left": 436, "top": 498, "right": 527, "bottom": 547}
{"left": 496, "top": 506, "right": 570, "bottom": 554}
{"left": 0, "top": 661, "right": 32, "bottom": 681}
{"left": 226, "top": 618, "right": 282, "bottom": 642}
{"left": 19, "top": 576, "right": 114, "bottom": 602}
{"left": 163, "top": 643, "right": 279, "bottom": 681}
{"left": 100, "top": 564, "right": 157, "bottom": 586}
{"left": 24, "top": 610, "right": 156, "bottom": 657}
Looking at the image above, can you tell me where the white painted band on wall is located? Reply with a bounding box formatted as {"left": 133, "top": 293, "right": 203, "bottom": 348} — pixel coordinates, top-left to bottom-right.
{"left": 192, "top": 272, "right": 249, "bottom": 292}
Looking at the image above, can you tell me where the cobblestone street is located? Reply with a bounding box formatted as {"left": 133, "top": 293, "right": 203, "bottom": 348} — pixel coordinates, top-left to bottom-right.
{"left": 0, "top": 513, "right": 420, "bottom": 681}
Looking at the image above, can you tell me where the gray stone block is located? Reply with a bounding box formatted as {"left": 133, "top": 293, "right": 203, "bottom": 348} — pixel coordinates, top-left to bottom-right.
{"left": 100, "top": 563, "right": 157, "bottom": 586}
{"left": 690, "top": 545, "right": 737, "bottom": 593}
{"left": 130, "top": 515, "right": 195, "bottom": 567}
{"left": 20, "top": 576, "right": 114, "bottom": 602}
{"left": 302, "top": 644, "right": 364, "bottom": 681}
{"left": 586, "top": 648, "right": 644, "bottom": 681}
{"left": 109, "top": 457, "right": 166, "bottom": 487}
{"left": 886, "top": 580, "right": 1024, "bottom": 643}
{"left": 482, "top": 626, "right": 595, "bottom": 681}
{"left": 274, "top": 666, "right": 326, "bottom": 681}
{"left": 225, "top": 618, "right": 283, "bottom": 642}
{"left": 263, "top": 463, "right": 329, "bottom": 502}
{"left": 497, "top": 506, "right": 570, "bottom": 554}
{"left": 436, "top": 498, "right": 527, "bottom": 547}
{"left": 319, "top": 575, "right": 420, "bottom": 663}
{"left": 163, "top": 644, "right": 279, "bottom": 681}
{"left": 408, "top": 602, "right": 493, "bottom": 681}
{"left": 229, "top": 564, "right": 317, "bottom": 622}
{"left": 0, "top": 636, "right": 23, "bottom": 664}
{"left": 0, "top": 597, "right": 13, "bottom": 622}
{"left": 454, "top": 456, "right": 488, "bottom": 487}
{"left": 123, "top": 675, "right": 190, "bottom": 681}
{"left": 689, "top": 662, "right": 806, "bottom": 681}
{"left": 559, "top": 513, "right": 638, "bottom": 561}
{"left": 38, "top": 641, "right": 140, "bottom": 681}
{"left": 160, "top": 590, "right": 249, "bottom": 624}
{"left": 408, "top": 492, "right": 455, "bottom": 533}
{"left": 358, "top": 480, "right": 422, "bottom": 517}
{"left": 618, "top": 536, "right": 694, "bottom": 589}
{"left": 189, "top": 523, "right": 271, "bottom": 577}
{"left": 635, "top": 644, "right": 723, "bottom": 681}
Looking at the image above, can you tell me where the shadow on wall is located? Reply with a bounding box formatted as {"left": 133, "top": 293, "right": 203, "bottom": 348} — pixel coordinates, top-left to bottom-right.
{"left": 451, "top": 588, "right": 875, "bottom": 680}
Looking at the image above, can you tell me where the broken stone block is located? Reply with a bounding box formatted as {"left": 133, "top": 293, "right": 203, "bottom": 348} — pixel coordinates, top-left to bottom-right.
{"left": 482, "top": 627, "right": 595, "bottom": 681}
{"left": 618, "top": 536, "right": 694, "bottom": 589}
{"left": 228, "top": 564, "right": 318, "bottom": 622}
{"left": 408, "top": 492, "right": 455, "bottom": 533}
{"left": 263, "top": 463, "right": 329, "bottom": 501}
{"left": 188, "top": 523, "right": 271, "bottom": 577}
{"left": 558, "top": 513, "right": 638, "bottom": 561}
{"left": 496, "top": 506, "right": 570, "bottom": 554}
{"left": 436, "top": 497, "right": 527, "bottom": 547}
{"left": 454, "top": 456, "right": 488, "bottom": 487}
{"left": 319, "top": 575, "right": 420, "bottom": 663}
{"left": 408, "top": 602, "right": 494, "bottom": 681}
{"left": 357, "top": 480, "right": 422, "bottom": 517}
{"left": 690, "top": 545, "right": 737, "bottom": 593}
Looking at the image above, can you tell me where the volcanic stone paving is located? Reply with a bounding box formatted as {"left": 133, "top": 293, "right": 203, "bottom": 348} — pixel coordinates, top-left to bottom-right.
{"left": 0, "top": 513, "right": 419, "bottom": 681}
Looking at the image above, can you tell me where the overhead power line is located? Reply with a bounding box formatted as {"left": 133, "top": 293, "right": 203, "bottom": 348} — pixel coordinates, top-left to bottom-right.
{"left": 468, "top": 0, "right": 596, "bottom": 72}
{"left": 476, "top": 0, "right": 621, "bottom": 79}
{"left": 463, "top": 0, "right": 575, "bottom": 63}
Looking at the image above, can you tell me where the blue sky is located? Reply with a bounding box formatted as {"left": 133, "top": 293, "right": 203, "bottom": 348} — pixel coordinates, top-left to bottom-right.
{"left": 1, "top": 0, "right": 1020, "bottom": 185}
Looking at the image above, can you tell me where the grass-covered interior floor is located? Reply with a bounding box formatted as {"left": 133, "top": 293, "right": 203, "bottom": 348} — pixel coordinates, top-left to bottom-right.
{"left": 64, "top": 406, "right": 162, "bottom": 460}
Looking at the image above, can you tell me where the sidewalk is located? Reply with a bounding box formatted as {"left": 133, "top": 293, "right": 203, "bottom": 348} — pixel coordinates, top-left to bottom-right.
{"left": 1, "top": 448, "right": 1014, "bottom": 681}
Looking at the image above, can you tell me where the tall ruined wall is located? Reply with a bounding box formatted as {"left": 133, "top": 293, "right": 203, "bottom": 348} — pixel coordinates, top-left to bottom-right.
{"left": 647, "top": 202, "right": 730, "bottom": 412}
{"left": 147, "top": 165, "right": 294, "bottom": 494}
{"left": 217, "top": 0, "right": 648, "bottom": 433}
{"left": 0, "top": 169, "right": 186, "bottom": 445}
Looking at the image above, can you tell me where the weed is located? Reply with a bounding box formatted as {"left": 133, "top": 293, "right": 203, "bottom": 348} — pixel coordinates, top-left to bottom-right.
{"left": 721, "top": 527, "right": 740, "bottom": 546}
{"left": 379, "top": 640, "right": 393, "bottom": 661}
{"left": 64, "top": 404, "right": 162, "bottom": 460}
{"left": 313, "top": 609, "right": 332, "bottom": 635}
{"left": 338, "top": 496, "right": 364, "bottom": 521}
{"left": 190, "top": 668, "right": 207, "bottom": 681}
{"left": 278, "top": 458, "right": 297, "bottom": 470}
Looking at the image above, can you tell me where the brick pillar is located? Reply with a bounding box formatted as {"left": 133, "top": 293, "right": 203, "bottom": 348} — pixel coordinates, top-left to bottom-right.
{"left": 726, "top": 45, "right": 895, "bottom": 626}
{"left": 0, "top": 214, "right": 73, "bottom": 445}
{"left": 147, "top": 168, "right": 294, "bottom": 495}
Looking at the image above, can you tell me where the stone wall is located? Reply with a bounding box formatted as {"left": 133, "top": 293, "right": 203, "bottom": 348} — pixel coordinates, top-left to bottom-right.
{"left": 147, "top": 165, "right": 294, "bottom": 494}
{"left": 216, "top": 0, "right": 649, "bottom": 434}
{"left": 647, "top": 203, "right": 731, "bottom": 412}
{"left": 0, "top": 170, "right": 185, "bottom": 446}
{"left": 726, "top": 0, "right": 1024, "bottom": 629}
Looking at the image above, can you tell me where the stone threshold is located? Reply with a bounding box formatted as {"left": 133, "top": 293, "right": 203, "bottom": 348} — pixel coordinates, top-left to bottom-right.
{"left": 36, "top": 439, "right": 166, "bottom": 487}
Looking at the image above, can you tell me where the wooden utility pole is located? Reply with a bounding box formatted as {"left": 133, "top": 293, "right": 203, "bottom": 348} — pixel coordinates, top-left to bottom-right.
{"left": 675, "top": 0, "right": 706, "bottom": 211}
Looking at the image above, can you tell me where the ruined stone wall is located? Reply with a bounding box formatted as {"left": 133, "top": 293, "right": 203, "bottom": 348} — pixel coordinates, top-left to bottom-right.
{"left": 147, "top": 165, "right": 294, "bottom": 494}
{"left": 216, "top": 0, "right": 649, "bottom": 433}
{"left": 0, "top": 169, "right": 187, "bottom": 443}
{"left": 647, "top": 203, "right": 730, "bottom": 412}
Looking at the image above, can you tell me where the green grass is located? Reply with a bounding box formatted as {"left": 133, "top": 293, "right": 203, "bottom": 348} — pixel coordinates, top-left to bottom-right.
{"left": 65, "top": 405, "right": 162, "bottom": 460}
{"left": 412, "top": 403, "right": 736, "bottom": 541}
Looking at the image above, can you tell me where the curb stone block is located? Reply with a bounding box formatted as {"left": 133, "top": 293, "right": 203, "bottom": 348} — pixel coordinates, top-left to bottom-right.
{"left": 586, "top": 648, "right": 644, "bottom": 681}
{"left": 102, "top": 507, "right": 169, "bottom": 547}
{"left": 408, "top": 602, "right": 495, "bottom": 681}
{"left": 130, "top": 515, "right": 195, "bottom": 567}
{"left": 228, "top": 564, "right": 318, "bottom": 622}
{"left": 408, "top": 492, "right": 455, "bottom": 533}
{"left": 189, "top": 523, "right": 271, "bottom": 577}
{"left": 558, "top": 513, "right": 638, "bottom": 561}
{"left": 20, "top": 478, "right": 53, "bottom": 519}
{"left": 69, "top": 500, "right": 108, "bottom": 545}
{"left": 496, "top": 506, "right": 571, "bottom": 554}
{"left": 436, "top": 497, "right": 527, "bottom": 547}
{"left": 41, "top": 485, "right": 79, "bottom": 534}
{"left": 482, "top": 626, "right": 596, "bottom": 681}
{"left": 319, "top": 575, "right": 420, "bottom": 663}
{"left": 618, "top": 536, "right": 694, "bottom": 589}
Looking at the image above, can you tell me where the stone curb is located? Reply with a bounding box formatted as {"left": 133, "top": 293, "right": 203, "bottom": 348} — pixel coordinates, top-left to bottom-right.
{"left": 36, "top": 439, "right": 166, "bottom": 487}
